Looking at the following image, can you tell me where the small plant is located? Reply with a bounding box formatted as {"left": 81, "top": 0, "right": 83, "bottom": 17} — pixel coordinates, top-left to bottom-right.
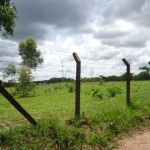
{"left": 92, "top": 88, "right": 103, "bottom": 100}
{"left": 68, "top": 84, "right": 75, "bottom": 92}
{"left": 54, "top": 86, "right": 59, "bottom": 91}
{"left": 48, "top": 88, "right": 51, "bottom": 92}
{"left": 99, "top": 79, "right": 105, "bottom": 85}
{"left": 107, "top": 87, "right": 117, "bottom": 97}
{"left": 59, "top": 84, "right": 63, "bottom": 90}
{"left": 107, "top": 86, "right": 122, "bottom": 97}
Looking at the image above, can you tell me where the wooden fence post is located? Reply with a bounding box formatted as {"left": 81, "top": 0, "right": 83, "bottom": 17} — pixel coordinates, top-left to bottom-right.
{"left": 0, "top": 83, "right": 37, "bottom": 125}
{"left": 73, "top": 52, "right": 81, "bottom": 118}
{"left": 122, "top": 58, "right": 130, "bottom": 105}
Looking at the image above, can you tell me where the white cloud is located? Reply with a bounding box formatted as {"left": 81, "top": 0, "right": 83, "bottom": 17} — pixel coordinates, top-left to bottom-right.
{"left": 1, "top": 0, "right": 150, "bottom": 81}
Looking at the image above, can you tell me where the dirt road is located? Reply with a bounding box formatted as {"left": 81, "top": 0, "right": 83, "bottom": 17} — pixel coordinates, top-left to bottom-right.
{"left": 118, "top": 127, "right": 150, "bottom": 150}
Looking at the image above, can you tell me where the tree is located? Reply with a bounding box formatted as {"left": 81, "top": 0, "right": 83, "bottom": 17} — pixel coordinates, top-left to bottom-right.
{"left": 139, "top": 66, "right": 150, "bottom": 74}
{"left": 120, "top": 72, "right": 134, "bottom": 81}
{"left": 139, "top": 66, "right": 150, "bottom": 80}
{"left": 0, "top": 0, "right": 17, "bottom": 37}
{"left": 19, "top": 36, "right": 44, "bottom": 69}
{"left": 4, "top": 63, "right": 16, "bottom": 79}
{"left": 4, "top": 63, "right": 16, "bottom": 88}
{"left": 17, "top": 66, "right": 35, "bottom": 97}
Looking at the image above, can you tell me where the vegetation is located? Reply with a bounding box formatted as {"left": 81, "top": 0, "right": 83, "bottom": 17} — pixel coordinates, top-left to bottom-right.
{"left": 19, "top": 36, "right": 44, "bottom": 69}
{"left": 81, "top": 66, "right": 150, "bottom": 82}
{"left": 3, "top": 63, "right": 16, "bottom": 89}
{"left": 0, "top": 0, "right": 17, "bottom": 37}
{"left": 0, "top": 81, "right": 150, "bottom": 149}
{"left": 16, "top": 66, "right": 35, "bottom": 97}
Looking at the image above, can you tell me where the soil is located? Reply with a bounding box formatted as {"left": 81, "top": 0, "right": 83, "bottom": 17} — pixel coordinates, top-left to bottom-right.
{"left": 118, "top": 126, "right": 150, "bottom": 150}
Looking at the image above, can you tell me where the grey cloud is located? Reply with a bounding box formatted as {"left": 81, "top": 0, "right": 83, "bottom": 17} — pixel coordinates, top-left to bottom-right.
{"left": 102, "top": 37, "right": 146, "bottom": 48}
{"left": 68, "top": 26, "right": 94, "bottom": 35}
{"left": 0, "top": 42, "right": 18, "bottom": 56}
{"left": 9, "top": 0, "right": 95, "bottom": 42}
{"left": 100, "top": 0, "right": 150, "bottom": 27}
{"left": 100, "top": 29, "right": 149, "bottom": 48}
{"left": 94, "top": 29, "right": 128, "bottom": 39}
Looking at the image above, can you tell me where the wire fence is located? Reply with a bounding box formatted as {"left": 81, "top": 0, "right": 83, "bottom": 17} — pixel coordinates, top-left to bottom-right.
{"left": 0, "top": 41, "right": 150, "bottom": 125}
{"left": 0, "top": 41, "right": 150, "bottom": 100}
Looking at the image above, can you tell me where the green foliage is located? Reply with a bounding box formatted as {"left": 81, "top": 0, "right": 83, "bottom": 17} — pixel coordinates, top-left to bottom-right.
{"left": 107, "top": 86, "right": 122, "bottom": 97}
{"left": 58, "top": 84, "right": 63, "bottom": 90}
{"left": 54, "top": 85, "right": 59, "bottom": 91}
{"left": 4, "top": 63, "right": 16, "bottom": 92}
{"left": 92, "top": 88, "right": 103, "bottom": 100}
{"left": 17, "top": 66, "right": 35, "bottom": 97}
{"left": 0, "top": 116, "right": 85, "bottom": 150}
{"left": 99, "top": 79, "right": 105, "bottom": 85}
{"left": 1, "top": 81, "right": 150, "bottom": 149}
{"left": 0, "top": 0, "right": 18, "bottom": 37}
{"left": 19, "top": 37, "right": 44, "bottom": 69}
{"left": 4, "top": 63, "right": 16, "bottom": 78}
{"left": 68, "top": 84, "right": 75, "bottom": 92}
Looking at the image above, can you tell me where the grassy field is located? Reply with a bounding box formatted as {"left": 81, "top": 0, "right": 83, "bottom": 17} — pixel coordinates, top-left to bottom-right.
{"left": 0, "top": 81, "right": 150, "bottom": 149}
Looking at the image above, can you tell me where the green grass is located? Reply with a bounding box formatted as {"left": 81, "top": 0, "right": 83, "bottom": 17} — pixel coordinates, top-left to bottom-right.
{"left": 0, "top": 81, "right": 150, "bottom": 149}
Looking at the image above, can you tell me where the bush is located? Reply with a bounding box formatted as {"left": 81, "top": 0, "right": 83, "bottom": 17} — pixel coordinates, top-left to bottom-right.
{"left": 92, "top": 88, "right": 103, "bottom": 100}
{"left": 68, "top": 84, "right": 75, "bottom": 92}
{"left": 107, "top": 86, "right": 122, "bottom": 97}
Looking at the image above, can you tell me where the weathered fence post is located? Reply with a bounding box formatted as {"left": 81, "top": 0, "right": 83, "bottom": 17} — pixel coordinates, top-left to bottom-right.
{"left": 73, "top": 52, "right": 81, "bottom": 118}
{"left": 0, "top": 82, "right": 37, "bottom": 125}
{"left": 122, "top": 58, "right": 130, "bottom": 105}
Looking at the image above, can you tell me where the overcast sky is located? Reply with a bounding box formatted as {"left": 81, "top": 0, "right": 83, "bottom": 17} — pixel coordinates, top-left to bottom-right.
{"left": 0, "top": 0, "right": 150, "bottom": 81}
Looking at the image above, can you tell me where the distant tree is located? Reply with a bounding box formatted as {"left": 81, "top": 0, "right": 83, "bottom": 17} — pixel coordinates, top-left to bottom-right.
{"left": 0, "top": 0, "right": 17, "bottom": 37}
{"left": 139, "top": 66, "right": 150, "bottom": 74}
{"left": 139, "top": 66, "right": 150, "bottom": 80}
{"left": 120, "top": 72, "right": 134, "bottom": 81}
{"left": 17, "top": 66, "right": 35, "bottom": 97}
{"left": 4, "top": 63, "right": 16, "bottom": 80}
{"left": 4, "top": 63, "right": 16, "bottom": 89}
{"left": 19, "top": 36, "right": 44, "bottom": 69}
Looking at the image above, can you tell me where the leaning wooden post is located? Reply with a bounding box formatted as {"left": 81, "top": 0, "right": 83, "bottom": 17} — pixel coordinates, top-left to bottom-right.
{"left": 122, "top": 58, "right": 130, "bottom": 105}
{"left": 0, "top": 82, "right": 38, "bottom": 125}
{"left": 73, "top": 52, "right": 81, "bottom": 118}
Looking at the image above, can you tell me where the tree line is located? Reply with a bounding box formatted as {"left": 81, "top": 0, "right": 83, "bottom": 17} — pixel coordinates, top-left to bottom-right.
{"left": 81, "top": 66, "right": 150, "bottom": 82}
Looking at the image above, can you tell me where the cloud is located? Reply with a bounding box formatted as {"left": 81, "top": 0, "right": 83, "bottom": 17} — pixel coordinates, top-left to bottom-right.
{"left": 100, "top": 0, "right": 147, "bottom": 25}
{"left": 9, "top": 0, "right": 96, "bottom": 42}
{"left": 1, "top": 0, "right": 150, "bottom": 80}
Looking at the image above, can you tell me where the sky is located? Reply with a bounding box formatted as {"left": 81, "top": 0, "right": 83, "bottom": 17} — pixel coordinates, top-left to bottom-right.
{"left": 0, "top": 0, "right": 150, "bottom": 81}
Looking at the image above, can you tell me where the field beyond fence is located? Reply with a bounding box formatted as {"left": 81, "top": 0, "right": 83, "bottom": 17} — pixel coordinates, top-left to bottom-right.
{"left": 0, "top": 80, "right": 150, "bottom": 149}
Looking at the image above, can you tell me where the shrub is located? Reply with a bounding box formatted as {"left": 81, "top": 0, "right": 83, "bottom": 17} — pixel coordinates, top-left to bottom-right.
{"left": 92, "top": 88, "right": 103, "bottom": 100}
{"left": 107, "top": 86, "right": 122, "bottom": 97}
{"left": 68, "top": 84, "right": 75, "bottom": 92}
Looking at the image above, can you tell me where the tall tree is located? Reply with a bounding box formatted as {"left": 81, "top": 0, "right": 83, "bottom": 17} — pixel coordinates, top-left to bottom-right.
{"left": 0, "top": 0, "right": 17, "bottom": 37}
{"left": 19, "top": 36, "right": 44, "bottom": 69}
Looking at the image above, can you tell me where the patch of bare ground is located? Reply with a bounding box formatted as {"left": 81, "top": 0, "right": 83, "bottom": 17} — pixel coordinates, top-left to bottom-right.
{"left": 118, "top": 126, "right": 150, "bottom": 150}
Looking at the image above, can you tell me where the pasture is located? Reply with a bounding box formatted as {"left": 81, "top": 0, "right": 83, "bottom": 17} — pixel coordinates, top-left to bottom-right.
{"left": 0, "top": 81, "right": 150, "bottom": 149}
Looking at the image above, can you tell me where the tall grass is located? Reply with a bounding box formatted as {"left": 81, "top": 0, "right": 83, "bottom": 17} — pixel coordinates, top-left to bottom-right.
{"left": 0, "top": 81, "right": 150, "bottom": 149}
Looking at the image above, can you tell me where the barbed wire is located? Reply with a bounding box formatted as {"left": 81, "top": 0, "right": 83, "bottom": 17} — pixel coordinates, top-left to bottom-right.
{"left": 0, "top": 41, "right": 17, "bottom": 45}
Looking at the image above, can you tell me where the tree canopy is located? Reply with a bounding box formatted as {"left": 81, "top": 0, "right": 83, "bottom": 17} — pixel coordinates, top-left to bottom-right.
{"left": 4, "top": 63, "right": 16, "bottom": 78}
{"left": 0, "top": 0, "right": 17, "bottom": 37}
{"left": 19, "top": 36, "right": 44, "bottom": 69}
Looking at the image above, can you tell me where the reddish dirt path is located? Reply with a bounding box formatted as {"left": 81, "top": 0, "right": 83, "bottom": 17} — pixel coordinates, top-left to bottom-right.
{"left": 118, "top": 126, "right": 150, "bottom": 150}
